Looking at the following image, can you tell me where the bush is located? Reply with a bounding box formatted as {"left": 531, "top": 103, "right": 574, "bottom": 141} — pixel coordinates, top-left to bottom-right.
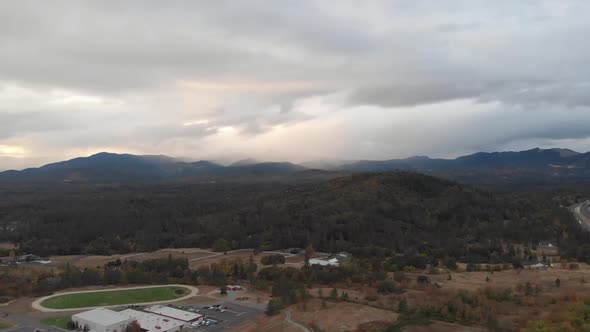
{"left": 212, "top": 239, "right": 230, "bottom": 253}
{"left": 417, "top": 275, "right": 431, "bottom": 284}
{"left": 377, "top": 280, "right": 398, "bottom": 294}
{"left": 266, "top": 299, "right": 283, "bottom": 315}
{"left": 330, "top": 288, "right": 338, "bottom": 299}
{"left": 398, "top": 297, "right": 409, "bottom": 313}
{"left": 444, "top": 257, "right": 458, "bottom": 270}
{"left": 261, "top": 254, "right": 286, "bottom": 266}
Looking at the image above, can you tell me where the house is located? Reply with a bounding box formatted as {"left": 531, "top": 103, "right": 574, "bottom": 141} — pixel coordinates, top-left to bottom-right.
{"left": 309, "top": 257, "right": 340, "bottom": 267}
{"left": 17, "top": 254, "right": 41, "bottom": 262}
{"left": 72, "top": 308, "right": 134, "bottom": 332}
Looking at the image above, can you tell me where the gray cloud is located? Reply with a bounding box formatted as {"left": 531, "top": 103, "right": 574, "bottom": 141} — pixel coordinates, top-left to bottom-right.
{"left": 2, "top": 1, "right": 590, "bottom": 168}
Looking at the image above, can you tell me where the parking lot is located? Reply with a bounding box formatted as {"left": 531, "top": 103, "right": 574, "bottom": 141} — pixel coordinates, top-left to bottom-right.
{"left": 170, "top": 301, "right": 262, "bottom": 331}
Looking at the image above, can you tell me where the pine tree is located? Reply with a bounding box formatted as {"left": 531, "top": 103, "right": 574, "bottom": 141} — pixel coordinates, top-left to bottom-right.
{"left": 398, "top": 297, "right": 408, "bottom": 313}
{"left": 330, "top": 288, "right": 338, "bottom": 299}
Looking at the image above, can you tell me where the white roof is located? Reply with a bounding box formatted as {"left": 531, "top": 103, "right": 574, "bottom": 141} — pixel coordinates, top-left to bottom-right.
{"left": 73, "top": 308, "right": 134, "bottom": 326}
{"left": 120, "top": 309, "right": 184, "bottom": 332}
{"left": 309, "top": 258, "right": 339, "bottom": 266}
{"left": 144, "top": 305, "right": 202, "bottom": 322}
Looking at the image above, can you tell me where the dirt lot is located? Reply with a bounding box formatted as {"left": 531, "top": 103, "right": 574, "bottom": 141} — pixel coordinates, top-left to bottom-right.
{"left": 227, "top": 290, "right": 398, "bottom": 332}
{"left": 228, "top": 311, "right": 300, "bottom": 332}
{"left": 291, "top": 298, "right": 397, "bottom": 332}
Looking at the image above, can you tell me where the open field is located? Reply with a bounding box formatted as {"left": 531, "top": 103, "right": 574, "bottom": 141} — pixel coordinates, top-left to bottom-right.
{"left": 40, "top": 316, "right": 71, "bottom": 329}
{"left": 231, "top": 298, "right": 397, "bottom": 332}
{"left": 46, "top": 249, "right": 220, "bottom": 269}
{"left": 0, "top": 319, "right": 15, "bottom": 329}
{"left": 3, "top": 247, "right": 308, "bottom": 272}
{"left": 291, "top": 298, "right": 397, "bottom": 331}
{"left": 187, "top": 249, "right": 306, "bottom": 270}
{"left": 39, "top": 286, "right": 190, "bottom": 309}
{"left": 412, "top": 265, "right": 590, "bottom": 294}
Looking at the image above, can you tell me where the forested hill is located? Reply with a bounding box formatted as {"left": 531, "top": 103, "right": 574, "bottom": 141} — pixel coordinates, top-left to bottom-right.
{"left": 200, "top": 172, "right": 579, "bottom": 261}
{"left": 1, "top": 171, "right": 584, "bottom": 263}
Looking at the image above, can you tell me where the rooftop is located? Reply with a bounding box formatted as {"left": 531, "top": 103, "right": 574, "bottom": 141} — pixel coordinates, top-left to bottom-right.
{"left": 144, "top": 305, "right": 202, "bottom": 322}
{"left": 73, "top": 308, "right": 134, "bottom": 326}
{"left": 120, "top": 309, "right": 184, "bottom": 332}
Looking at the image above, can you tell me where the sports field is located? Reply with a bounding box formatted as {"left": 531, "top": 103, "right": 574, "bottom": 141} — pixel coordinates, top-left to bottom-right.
{"left": 40, "top": 286, "right": 190, "bottom": 309}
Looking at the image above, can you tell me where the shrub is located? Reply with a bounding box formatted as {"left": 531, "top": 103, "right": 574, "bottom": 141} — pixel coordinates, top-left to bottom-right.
{"left": 377, "top": 280, "right": 399, "bottom": 294}
{"left": 417, "top": 275, "right": 431, "bottom": 284}
{"left": 261, "top": 254, "right": 286, "bottom": 266}
{"left": 266, "top": 299, "right": 283, "bottom": 315}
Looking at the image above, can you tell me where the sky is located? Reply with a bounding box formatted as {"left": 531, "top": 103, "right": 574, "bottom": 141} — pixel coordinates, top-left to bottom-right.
{"left": 2, "top": 1, "right": 590, "bottom": 170}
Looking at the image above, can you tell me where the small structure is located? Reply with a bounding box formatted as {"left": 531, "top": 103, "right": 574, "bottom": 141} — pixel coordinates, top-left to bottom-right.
{"left": 522, "top": 261, "right": 548, "bottom": 270}
{"left": 309, "top": 257, "right": 340, "bottom": 267}
{"left": 72, "top": 308, "right": 134, "bottom": 332}
{"left": 120, "top": 309, "right": 184, "bottom": 332}
{"left": 143, "top": 305, "right": 203, "bottom": 325}
{"left": 17, "top": 254, "right": 41, "bottom": 262}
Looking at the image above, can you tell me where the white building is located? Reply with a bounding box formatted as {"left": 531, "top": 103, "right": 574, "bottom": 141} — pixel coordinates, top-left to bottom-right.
{"left": 143, "top": 305, "right": 203, "bottom": 325}
{"left": 309, "top": 257, "right": 339, "bottom": 266}
{"left": 72, "top": 308, "right": 134, "bottom": 332}
{"left": 120, "top": 309, "right": 184, "bottom": 332}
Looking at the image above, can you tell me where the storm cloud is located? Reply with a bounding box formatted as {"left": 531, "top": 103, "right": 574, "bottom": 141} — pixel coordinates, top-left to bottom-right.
{"left": 1, "top": 1, "right": 590, "bottom": 170}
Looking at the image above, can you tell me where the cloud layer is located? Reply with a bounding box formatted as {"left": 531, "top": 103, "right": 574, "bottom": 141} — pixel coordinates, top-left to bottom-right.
{"left": 1, "top": 1, "right": 590, "bottom": 169}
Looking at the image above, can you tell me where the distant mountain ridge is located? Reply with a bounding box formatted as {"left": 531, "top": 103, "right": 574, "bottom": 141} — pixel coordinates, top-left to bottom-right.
{"left": 340, "top": 148, "right": 590, "bottom": 185}
{"left": 0, "top": 152, "right": 308, "bottom": 183}
{"left": 3, "top": 148, "right": 590, "bottom": 185}
{"left": 340, "top": 148, "right": 585, "bottom": 171}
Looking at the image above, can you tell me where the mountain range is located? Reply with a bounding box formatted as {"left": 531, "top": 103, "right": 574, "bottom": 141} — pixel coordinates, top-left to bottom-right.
{"left": 2, "top": 148, "right": 590, "bottom": 185}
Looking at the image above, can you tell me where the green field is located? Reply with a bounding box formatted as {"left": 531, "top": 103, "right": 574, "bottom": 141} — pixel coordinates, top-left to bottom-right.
{"left": 41, "top": 316, "right": 71, "bottom": 329}
{"left": 0, "top": 320, "right": 14, "bottom": 330}
{"left": 40, "top": 286, "right": 189, "bottom": 309}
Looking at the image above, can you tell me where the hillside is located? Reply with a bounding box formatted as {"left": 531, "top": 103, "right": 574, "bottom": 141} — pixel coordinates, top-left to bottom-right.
{"left": 198, "top": 172, "right": 578, "bottom": 260}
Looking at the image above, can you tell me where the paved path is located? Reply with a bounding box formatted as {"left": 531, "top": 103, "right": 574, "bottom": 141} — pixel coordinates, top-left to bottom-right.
{"left": 31, "top": 284, "right": 199, "bottom": 313}
{"left": 285, "top": 311, "right": 311, "bottom": 332}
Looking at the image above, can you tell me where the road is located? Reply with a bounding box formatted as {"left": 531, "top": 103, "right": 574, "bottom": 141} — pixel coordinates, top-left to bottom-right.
{"left": 0, "top": 311, "right": 65, "bottom": 332}
{"left": 571, "top": 200, "right": 590, "bottom": 231}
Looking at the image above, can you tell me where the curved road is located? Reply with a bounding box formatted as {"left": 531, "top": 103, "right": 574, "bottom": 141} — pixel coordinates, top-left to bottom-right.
{"left": 31, "top": 284, "right": 199, "bottom": 312}
{"left": 285, "top": 311, "right": 311, "bottom": 332}
{"left": 571, "top": 200, "right": 590, "bottom": 231}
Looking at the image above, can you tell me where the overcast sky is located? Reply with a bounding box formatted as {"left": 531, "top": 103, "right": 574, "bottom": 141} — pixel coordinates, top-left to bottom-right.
{"left": 1, "top": 1, "right": 590, "bottom": 170}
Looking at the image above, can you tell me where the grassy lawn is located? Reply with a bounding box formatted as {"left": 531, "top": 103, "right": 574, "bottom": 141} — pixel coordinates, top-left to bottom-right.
{"left": 41, "top": 316, "right": 71, "bottom": 329}
{"left": 40, "top": 286, "right": 189, "bottom": 309}
{"left": 0, "top": 320, "right": 14, "bottom": 330}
